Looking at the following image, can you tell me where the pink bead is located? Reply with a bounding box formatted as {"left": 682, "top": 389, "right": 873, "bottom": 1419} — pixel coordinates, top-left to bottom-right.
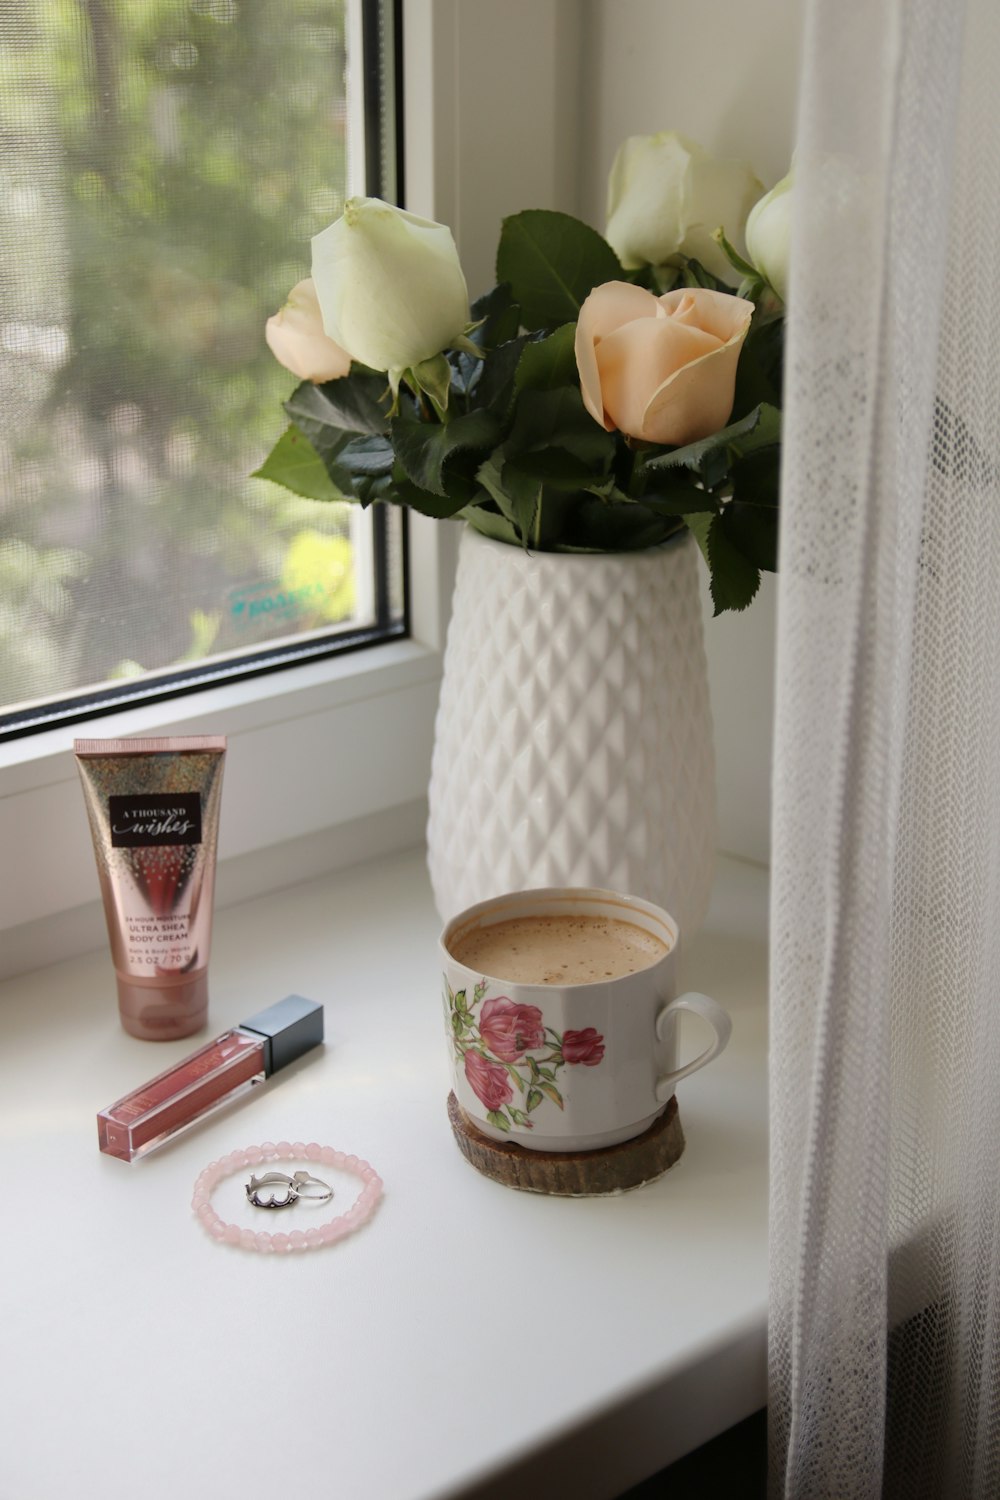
{"left": 192, "top": 1142, "right": 381, "bottom": 1253}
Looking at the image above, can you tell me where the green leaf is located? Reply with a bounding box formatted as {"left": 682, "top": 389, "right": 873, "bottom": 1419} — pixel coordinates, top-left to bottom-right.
{"left": 476, "top": 456, "right": 547, "bottom": 546}
{"left": 285, "top": 369, "right": 390, "bottom": 440}
{"left": 454, "top": 988, "right": 468, "bottom": 1014}
{"left": 722, "top": 503, "right": 778, "bottom": 573}
{"left": 642, "top": 403, "right": 781, "bottom": 488}
{"left": 514, "top": 324, "right": 578, "bottom": 394}
{"left": 406, "top": 353, "right": 453, "bottom": 418}
{"left": 556, "top": 500, "right": 683, "bottom": 553}
{"left": 391, "top": 409, "right": 504, "bottom": 497}
{"left": 460, "top": 506, "right": 522, "bottom": 548}
{"left": 505, "top": 386, "right": 615, "bottom": 471}
{"left": 502, "top": 448, "right": 597, "bottom": 492}
{"left": 391, "top": 476, "right": 472, "bottom": 519}
{"left": 337, "top": 435, "right": 395, "bottom": 478}
{"left": 526, "top": 1088, "right": 544, "bottom": 1113}
{"left": 638, "top": 477, "right": 716, "bottom": 516}
{"left": 496, "top": 209, "right": 622, "bottom": 328}
{"left": 252, "top": 425, "right": 345, "bottom": 502}
{"left": 684, "top": 510, "right": 714, "bottom": 569}
{"left": 706, "top": 513, "right": 761, "bottom": 614}
{"left": 723, "top": 446, "right": 780, "bottom": 574}
{"left": 486, "top": 1110, "right": 511, "bottom": 1133}
{"left": 505, "top": 1064, "right": 526, "bottom": 1094}
{"left": 468, "top": 282, "right": 522, "bottom": 349}
{"left": 471, "top": 335, "right": 532, "bottom": 417}
{"left": 732, "top": 316, "right": 784, "bottom": 419}
{"left": 539, "top": 1081, "right": 564, "bottom": 1110}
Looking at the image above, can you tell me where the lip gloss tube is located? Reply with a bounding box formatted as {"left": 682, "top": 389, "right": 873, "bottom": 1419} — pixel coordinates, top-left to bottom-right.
{"left": 97, "top": 994, "right": 324, "bottom": 1162}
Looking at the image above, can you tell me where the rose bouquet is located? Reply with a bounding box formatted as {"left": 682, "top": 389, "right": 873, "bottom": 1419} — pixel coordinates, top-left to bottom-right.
{"left": 257, "top": 131, "right": 790, "bottom": 614}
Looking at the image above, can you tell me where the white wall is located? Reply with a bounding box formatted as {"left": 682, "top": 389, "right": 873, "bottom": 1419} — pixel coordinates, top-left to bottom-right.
{"left": 578, "top": 0, "right": 803, "bottom": 865}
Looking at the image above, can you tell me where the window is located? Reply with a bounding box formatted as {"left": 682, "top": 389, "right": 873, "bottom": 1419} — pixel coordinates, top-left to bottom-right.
{"left": 0, "top": 0, "right": 405, "bottom": 739}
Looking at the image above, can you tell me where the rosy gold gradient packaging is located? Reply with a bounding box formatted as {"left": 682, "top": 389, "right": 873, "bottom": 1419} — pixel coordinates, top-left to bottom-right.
{"left": 74, "top": 736, "right": 226, "bottom": 1040}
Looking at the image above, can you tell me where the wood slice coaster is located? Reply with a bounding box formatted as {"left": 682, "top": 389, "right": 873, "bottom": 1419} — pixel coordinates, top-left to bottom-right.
{"left": 447, "top": 1092, "right": 684, "bottom": 1196}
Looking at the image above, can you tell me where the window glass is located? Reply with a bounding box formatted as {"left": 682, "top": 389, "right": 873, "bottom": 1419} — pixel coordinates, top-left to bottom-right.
{"left": 0, "top": 0, "right": 403, "bottom": 734}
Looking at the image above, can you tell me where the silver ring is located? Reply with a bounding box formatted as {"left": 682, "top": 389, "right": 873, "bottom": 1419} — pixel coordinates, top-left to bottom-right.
{"left": 245, "top": 1171, "right": 298, "bottom": 1210}
{"left": 291, "top": 1170, "right": 334, "bottom": 1203}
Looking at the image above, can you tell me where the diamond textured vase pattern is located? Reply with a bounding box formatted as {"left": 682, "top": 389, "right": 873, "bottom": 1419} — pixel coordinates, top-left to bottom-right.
{"left": 426, "top": 528, "right": 717, "bottom": 939}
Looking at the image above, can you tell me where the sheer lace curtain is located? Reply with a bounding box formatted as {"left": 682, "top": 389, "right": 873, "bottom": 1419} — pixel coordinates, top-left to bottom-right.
{"left": 769, "top": 0, "right": 1000, "bottom": 1494}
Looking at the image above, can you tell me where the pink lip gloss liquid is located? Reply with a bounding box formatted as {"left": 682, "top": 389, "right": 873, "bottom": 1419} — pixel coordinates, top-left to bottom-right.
{"left": 98, "top": 995, "right": 323, "bottom": 1161}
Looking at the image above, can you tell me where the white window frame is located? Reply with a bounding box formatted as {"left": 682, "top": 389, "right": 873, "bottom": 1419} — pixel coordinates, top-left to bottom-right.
{"left": 0, "top": 0, "right": 582, "bottom": 979}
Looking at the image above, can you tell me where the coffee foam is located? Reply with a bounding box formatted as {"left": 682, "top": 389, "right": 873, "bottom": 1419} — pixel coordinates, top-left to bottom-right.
{"left": 449, "top": 912, "right": 670, "bottom": 985}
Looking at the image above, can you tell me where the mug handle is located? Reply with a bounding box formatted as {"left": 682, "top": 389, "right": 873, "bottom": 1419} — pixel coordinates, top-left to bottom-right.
{"left": 654, "top": 991, "right": 732, "bottom": 1101}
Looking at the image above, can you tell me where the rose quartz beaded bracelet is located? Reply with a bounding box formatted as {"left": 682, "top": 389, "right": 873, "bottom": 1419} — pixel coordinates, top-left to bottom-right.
{"left": 192, "top": 1141, "right": 383, "bottom": 1253}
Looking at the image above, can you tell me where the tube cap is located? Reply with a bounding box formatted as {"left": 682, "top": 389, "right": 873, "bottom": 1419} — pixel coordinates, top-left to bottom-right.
{"left": 116, "top": 970, "right": 209, "bottom": 1041}
{"left": 239, "top": 994, "right": 324, "bottom": 1076}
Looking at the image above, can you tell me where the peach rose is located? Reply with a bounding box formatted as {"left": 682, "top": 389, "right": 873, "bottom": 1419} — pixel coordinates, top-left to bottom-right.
{"left": 575, "top": 281, "right": 754, "bottom": 447}
{"left": 265, "top": 278, "right": 352, "bottom": 383}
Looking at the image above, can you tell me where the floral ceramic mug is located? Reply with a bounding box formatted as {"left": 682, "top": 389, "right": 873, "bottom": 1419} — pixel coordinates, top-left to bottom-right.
{"left": 440, "top": 887, "right": 732, "bottom": 1153}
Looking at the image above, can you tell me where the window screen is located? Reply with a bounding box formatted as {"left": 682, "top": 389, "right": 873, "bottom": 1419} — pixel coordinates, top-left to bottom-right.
{"left": 0, "top": 0, "right": 405, "bottom": 738}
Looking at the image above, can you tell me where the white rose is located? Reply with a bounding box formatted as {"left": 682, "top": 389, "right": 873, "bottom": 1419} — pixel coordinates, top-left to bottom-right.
{"left": 605, "top": 131, "right": 763, "bottom": 283}
{"left": 311, "top": 197, "right": 470, "bottom": 375}
{"left": 265, "top": 279, "right": 352, "bottom": 383}
{"left": 745, "top": 170, "right": 792, "bottom": 302}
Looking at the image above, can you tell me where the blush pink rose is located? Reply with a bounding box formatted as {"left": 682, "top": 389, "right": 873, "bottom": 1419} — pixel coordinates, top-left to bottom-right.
{"left": 575, "top": 281, "right": 753, "bottom": 447}
{"left": 479, "top": 997, "right": 545, "bottom": 1062}
{"left": 561, "top": 1028, "right": 606, "bottom": 1067}
{"left": 265, "top": 277, "right": 352, "bottom": 383}
{"left": 464, "top": 1050, "right": 514, "bottom": 1112}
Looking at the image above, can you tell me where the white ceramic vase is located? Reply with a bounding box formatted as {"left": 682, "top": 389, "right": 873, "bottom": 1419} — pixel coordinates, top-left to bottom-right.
{"left": 426, "top": 527, "right": 717, "bottom": 940}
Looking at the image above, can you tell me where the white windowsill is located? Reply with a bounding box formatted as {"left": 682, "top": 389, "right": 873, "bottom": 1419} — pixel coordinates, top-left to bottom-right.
{"left": 0, "top": 843, "right": 767, "bottom": 1500}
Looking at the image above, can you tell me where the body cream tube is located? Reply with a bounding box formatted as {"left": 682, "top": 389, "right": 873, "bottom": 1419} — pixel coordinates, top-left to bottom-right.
{"left": 74, "top": 736, "right": 227, "bottom": 1041}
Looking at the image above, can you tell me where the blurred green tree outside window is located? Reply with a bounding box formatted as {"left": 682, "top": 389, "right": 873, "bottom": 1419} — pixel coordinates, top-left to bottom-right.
{"left": 0, "top": 0, "right": 398, "bottom": 726}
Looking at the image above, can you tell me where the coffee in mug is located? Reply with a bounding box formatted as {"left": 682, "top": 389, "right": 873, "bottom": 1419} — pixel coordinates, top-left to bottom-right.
{"left": 448, "top": 912, "right": 670, "bottom": 985}
{"left": 440, "top": 887, "right": 731, "bottom": 1154}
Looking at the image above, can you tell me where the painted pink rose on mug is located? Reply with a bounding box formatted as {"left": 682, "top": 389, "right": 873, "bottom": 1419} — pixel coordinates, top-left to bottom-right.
{"left": 444, "top": 975, "right": 606, "bottom": 1135}
{"left": 561, "top": 1028, "right": 606, "bottom": 1067}
{"left": 463, "top": 1050, "right": 514, "bottom": 1113}
{"left": 478, "top": 997, "right": 545, "bottom": 1062}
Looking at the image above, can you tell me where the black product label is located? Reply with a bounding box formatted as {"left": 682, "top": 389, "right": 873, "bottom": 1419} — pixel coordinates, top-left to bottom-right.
{"left": 109, "top": 792, "right": 202, "bottom": 847}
